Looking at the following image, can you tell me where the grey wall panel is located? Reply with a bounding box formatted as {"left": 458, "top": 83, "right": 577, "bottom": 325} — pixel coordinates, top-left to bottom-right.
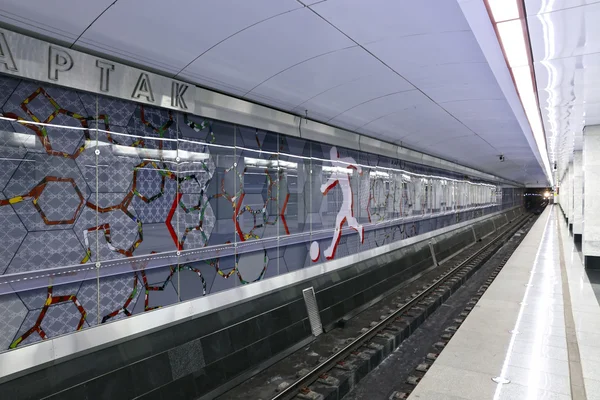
{"left": 433, "top": 228, "right": 475, "bottom": 263}
{"left": 473, "top": 219, "right": 496, "bottom": 240}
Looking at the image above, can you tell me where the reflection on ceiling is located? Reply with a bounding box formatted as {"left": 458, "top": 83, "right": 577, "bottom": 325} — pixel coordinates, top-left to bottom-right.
{"left": 0, "top": 0, "right": 548, "bottom": 185}
{"left": 526, "top": 0, "right": 600, "bottom": 182}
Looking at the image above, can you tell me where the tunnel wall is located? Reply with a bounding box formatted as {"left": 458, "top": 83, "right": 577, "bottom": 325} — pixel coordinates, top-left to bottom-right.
{"left": 0, "top": 206, "right": 523, "bottom": 400}
{"left": 0, "top": 73, "right": 524, "bottom": 355}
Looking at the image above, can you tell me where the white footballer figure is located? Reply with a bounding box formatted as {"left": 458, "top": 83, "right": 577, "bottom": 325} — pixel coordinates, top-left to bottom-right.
{"left": 312, "top": 146, "right": 364, "bottom": 262}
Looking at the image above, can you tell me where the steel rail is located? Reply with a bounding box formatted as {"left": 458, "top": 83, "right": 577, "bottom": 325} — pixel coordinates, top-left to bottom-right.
{"left": 271, "top": 213, "right": 531, "bottom": 400}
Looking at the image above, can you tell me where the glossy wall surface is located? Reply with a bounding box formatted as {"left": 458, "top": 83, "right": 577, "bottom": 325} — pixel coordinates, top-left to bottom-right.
{"left": 0, "top": 74, "right": 523, "bottom": 352}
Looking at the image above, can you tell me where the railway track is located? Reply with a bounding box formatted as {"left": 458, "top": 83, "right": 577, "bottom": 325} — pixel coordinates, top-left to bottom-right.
{"left": 347, "top": 216, "right": 536, "bottom": 400}
{"left": 269, "top": 213, "right": 533, "bottom": 400}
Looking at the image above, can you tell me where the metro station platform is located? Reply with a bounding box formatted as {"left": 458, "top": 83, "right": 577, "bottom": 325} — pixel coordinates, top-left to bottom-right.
{"left": 408, "top": 205, "right": 600, "bottom": 400}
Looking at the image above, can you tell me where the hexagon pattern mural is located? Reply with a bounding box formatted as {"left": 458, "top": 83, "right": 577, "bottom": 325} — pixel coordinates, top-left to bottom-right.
{"left": 0, "top": 75, "right": 522, "bottom": 352}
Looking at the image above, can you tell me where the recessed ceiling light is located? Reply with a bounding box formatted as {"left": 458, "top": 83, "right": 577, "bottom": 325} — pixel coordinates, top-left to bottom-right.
{"left": 486, "top": 0, "right": 553, "bottom": 186}
{"left": 488, "top": 0, "right": 520, "bottom": 22}
{"left": 497, "top": 20, "right": 529, "bottom": 68}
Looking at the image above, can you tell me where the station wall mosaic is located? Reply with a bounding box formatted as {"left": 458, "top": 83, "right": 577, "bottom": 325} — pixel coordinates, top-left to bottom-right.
{"left": 0, "top": 75, "right": 523, "bottom": 351}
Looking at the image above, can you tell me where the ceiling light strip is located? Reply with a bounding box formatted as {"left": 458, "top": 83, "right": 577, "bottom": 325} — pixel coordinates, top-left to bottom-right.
{"left": 484, "top": 0, "right": 553, "bottom": 186}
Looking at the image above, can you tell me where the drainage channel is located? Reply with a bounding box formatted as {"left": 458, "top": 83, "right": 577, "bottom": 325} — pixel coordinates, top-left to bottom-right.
{"left": 217, "top": 214, "right": 533, "bottom": 400}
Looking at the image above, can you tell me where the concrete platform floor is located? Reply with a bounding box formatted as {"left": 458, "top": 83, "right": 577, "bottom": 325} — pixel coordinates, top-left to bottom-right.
{"left": 408, "top": 205, "right": 600, "bottom": 400}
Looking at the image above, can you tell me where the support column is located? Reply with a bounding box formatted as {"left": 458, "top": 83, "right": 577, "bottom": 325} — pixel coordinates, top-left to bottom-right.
{"left": 559, "top": 171, "right": 568, "bottom": 218}
{"left": 565, "top": 173, "right": 569, "bottom": 220}
{"left": 563, "top": 168, "right": 570, "bottom": 222}
{"left": 561, "top": 169, "right": 569, "bottom": 220}
{"left": 583, "top": 125, "right": 600, "bottom": 268}
{"left": 573, "top": 150, "right": 584, "bottom": 243}
{"left": 568, "top": 161, "right": 574, "bottom": 233}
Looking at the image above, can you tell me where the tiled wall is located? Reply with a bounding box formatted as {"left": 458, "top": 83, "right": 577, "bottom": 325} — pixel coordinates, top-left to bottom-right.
{"left": 0, "top": 74, "right": 523, "bottom": 351}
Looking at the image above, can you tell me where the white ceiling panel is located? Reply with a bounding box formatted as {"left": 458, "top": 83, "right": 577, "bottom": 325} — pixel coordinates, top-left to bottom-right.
{"left": 478, "top": 132, "right": 531, "bottom": 150}
{"left": 423, "top": 136, "right": 497, "bottom": 162}
{"left": 403, "top": 134, "right": 476, "bottom": 149}
{"left": 423, "top": 149, "right": 503, "bottom": 172}
{"left": 364, "top": 30, "right": 502, "bottom": 111}
{"left": 363, "top": 126, "right": 419, "bottom": 146}
{"left": 245, "top": 46, "right": 384, "bottom": 111}
{"left": 506, "top": 147, "right": 542, "bottom": 157}
{"left": 369, "top": 30, "right": 486, "bottom": 68}
{"left": 181, "top": 75, "right": 250, "bottom": 99}
{"left": 442, "top": 99, "right": 515, "bottom": 122}
{"left": 180, "top": 7, "right": 354, "bottom": 95}
{"left": 441, "top": 100, "right": 518, "bottom": 134}
{"left": 290, "top": 69, "right": 414, "bottom": 122}
{"left": 0, "top": 0, "right": 115, "bottom": 43}
{"left": 418, "top": 142, "right": 534, "bottom": 180}
{"left": 312, "top": 0, "right": 469, "bottom": 45}
{"left": 329, "top": 90, "right": 432, "bottom": 131}
{"left": 426, "top": 83, "right": 505, "bottom": 104}
{"left": 468, "top": 119, "right": 525, "bottom": 138}
{"left": 77, "top": 0, "right": 301, "bottom": 76}
{"left": 423, "top": 135, "right": 490, "bottom": 150}
{"left": 425, "top": 148, "right": 517, "bottom": 176}
{"left": 360, "top": 102, "right": 474, "bottom": 144}
{"left": 378, "top": 60, "right": 496, "bottom": 91}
